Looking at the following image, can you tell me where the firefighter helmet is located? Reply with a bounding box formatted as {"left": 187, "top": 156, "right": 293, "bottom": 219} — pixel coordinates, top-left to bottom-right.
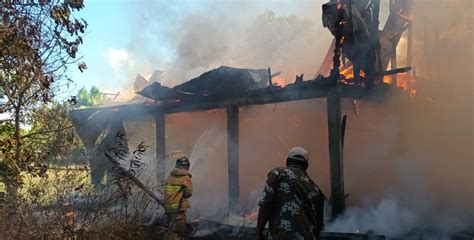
{"left": 176, "top": 157, "right": 190, "bottom": 169}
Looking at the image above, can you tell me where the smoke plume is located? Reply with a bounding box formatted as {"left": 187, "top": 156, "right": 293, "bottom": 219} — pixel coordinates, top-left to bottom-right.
{"left": 116, "top": 0, "right": 473, "bottom": 237}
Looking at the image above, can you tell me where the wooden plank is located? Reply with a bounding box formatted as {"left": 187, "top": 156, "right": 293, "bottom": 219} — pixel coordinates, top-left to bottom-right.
{"left": 155, "top": 112, "right": 166, "bottom": 190}
{"left": 69, "top": 83, "right": 403, "bottom": 124}
{"left": 317, "top": 39, "right": 336, "bottom": 77}
{"left": 407, "top": 21, "right": 413, "bottom": 70}
{"left": 407, "top": 20, "right": 413, "bottom": 90}
{"left": 380, "top": 0, "right": 411, "bottom": 73}
{"left": 389, "top": 0, "right": 398, "bottom": 88}
{"left": 70, "top": 85, "right": 399, "bottom": 126}
{"left": 327, "top": 87, "right": 345, "bottom": 217}
{"left": 162, "top": 84, "right": 328, "bottom": 114}
{"left": 227, "top": 104, "right": 240, "bottom": 212}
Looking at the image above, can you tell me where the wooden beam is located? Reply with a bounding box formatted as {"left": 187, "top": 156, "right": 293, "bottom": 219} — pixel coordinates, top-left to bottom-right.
{"left": 372, "top": 0, "right": 380, "bottom": 32}
{"left": 407, "top": 20, "right": 413, "bottom": 89}
{"left": 155, "top": 112, "right": 166, "bottom": 190}
{"left": 69, "top": 82, "right": 405, "bottom": 127}
{"left": 226, "top": 104, "right": 240, "bottom": 212}
{"left": 406, "top": 18, "right": 413, "bottom": 69}
{"left": 389, "top": 0, "right": 398, "bottom": 88}
{"left": 267, "top": 67, "right": 272, "bottom": 86}
{"left": 327, "top": 87, "right": 345, "bottom": 217}
{"left": 162, "top": 84, "right": 328, "bottom": 114}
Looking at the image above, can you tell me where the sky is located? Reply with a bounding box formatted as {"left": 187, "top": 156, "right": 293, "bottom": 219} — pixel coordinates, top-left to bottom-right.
{"left": 68, "top": 0, "right": 138, "bottom": 95}
{"left": 67, "top": 0, "right": 334, "bottom": 96}
{"left": 67, "top": 0, "right": 390, "bottom": 97}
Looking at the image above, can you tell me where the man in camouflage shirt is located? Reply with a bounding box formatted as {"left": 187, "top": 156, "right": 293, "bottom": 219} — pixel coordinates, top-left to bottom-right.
{"left": 256, "top": 147, "right": 325, "bottom": 240}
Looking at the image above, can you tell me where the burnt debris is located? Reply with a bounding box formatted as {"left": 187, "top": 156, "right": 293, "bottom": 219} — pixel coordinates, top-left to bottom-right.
{"left": 138, "top": 66, "right": 270, "bottom": 101}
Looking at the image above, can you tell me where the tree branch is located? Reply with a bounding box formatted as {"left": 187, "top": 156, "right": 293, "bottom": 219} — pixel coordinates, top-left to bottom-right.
{"left": 20, "top": 124, "right": 74, "bottom": 139}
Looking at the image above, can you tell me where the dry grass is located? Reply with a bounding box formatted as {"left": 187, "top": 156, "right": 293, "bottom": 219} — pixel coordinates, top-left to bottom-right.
{"left": 0, "top": 167, "right": 164, "bottom": 240}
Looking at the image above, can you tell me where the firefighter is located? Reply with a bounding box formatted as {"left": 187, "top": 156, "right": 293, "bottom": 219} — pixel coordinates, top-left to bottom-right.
{"left": 164, "top": 157, "right": 193, "bottom": 240}
{"left": 256, "top": 147, "right": 326, "bottom": 240}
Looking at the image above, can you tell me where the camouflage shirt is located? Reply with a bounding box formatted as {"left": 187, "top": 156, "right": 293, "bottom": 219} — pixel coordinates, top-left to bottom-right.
{"left": 258, "top": 166, "right": 325, "bottom": 240}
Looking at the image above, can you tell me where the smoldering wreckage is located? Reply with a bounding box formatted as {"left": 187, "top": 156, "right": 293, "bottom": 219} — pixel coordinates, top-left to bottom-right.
{"left": 69, "top": 0, "right": 473, "bottom": 239}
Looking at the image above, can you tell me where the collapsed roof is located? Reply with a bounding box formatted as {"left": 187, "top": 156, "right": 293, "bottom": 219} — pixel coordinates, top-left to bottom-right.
{"left": 138, "top": 66, "right": 270, "bottom": 101}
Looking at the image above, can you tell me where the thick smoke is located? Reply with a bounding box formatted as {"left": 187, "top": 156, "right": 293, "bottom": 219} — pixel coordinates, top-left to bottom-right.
{"left": 130, "top": 0, "right": 330, "bottom": 86}
{"left": 119, "top": 0, "right": 473, "bottom": 237}
{"left": 327, "top": 0, "right": 473, "bottom": 237}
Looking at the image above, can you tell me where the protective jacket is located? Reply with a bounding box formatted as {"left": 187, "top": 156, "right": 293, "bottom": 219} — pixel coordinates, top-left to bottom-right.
{"left": 164, "top": 168, "right": 192, "bottom": 213}
{"left": 259, "top": 166, "right": 325, "bottom": 239}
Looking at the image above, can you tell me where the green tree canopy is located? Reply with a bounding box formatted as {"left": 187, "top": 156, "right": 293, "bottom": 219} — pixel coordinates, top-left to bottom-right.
{"left": 76, "top": 86, "right": 106, "bottom": 108}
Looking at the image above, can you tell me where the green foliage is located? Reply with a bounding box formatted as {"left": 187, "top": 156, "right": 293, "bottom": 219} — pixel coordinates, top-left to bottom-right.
{"left": 19, "top": 168, "right": 92, "bottom": 205}
{"left": 0, "top": 102, "right": 87, "bottom": 191}
{"left": 0, "top": 122, "right": 20, "bottom": 186}
{"left": 0, "top": 0, "right": 88, "bottom": 191}
{"left": 76, "top": 86, "right": 106, "bottom": 108}
{"left": 27, "top": 102, "right": 86, "bottom": 165}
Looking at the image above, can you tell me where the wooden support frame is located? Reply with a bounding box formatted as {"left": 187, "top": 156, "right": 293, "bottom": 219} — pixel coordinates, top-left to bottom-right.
{"left": 390, "top": 0, "right": 398, "bottom": 88}
{"left": 155, "top": 112, "right": 166, "bottom": 190}
{"left": 68, "top": 0, "right": 415, "bottom": 218}
{"left": 407, "top": 19, "right": 413, "bottom": 89}
{"left": 226, "top": 104, "right": 240, "bottom": 212}
{"left": 327, "top": 87, "right": 345, "bottom": 217}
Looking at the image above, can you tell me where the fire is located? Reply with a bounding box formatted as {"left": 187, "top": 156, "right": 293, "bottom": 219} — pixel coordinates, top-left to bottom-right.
{"left": 340, "top": 36, "right": 345, "bottom": 44}
{"left": 272, "top": 76, "right": 286, "bottom": 87}
{"left": 340, "top": 67, "right": 366, "bottom": 80}
{"left": 243, "top": 209, "right": 258, "bottom": 221}
{"left": 383, "top": 73, "right": 413, "bottom": 90}
{"left": 383, "top": 75, "right": 392, "bottom": 84}
{"left": 383, "top": 73, "right": 417, "bottom": 97}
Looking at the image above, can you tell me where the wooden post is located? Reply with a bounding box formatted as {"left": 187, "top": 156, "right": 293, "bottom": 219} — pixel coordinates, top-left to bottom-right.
{"left": 372, "top": 0, "right": 380, "bottom": 32}
{"left": 155, "top": 112, "right": 166, "bottom": 190}
{"left": 326, "top": 1, "right": 345, "bottom": 218}
{"left": 227, "top": 104, "right": 240, "bottom": 212}
{"left": 390, "top": 0, "right": 398, "bottom": 88}
{"left": 407, "top": 2, "right": 414, "bottom": 89}
{"left": 407, "top": 20, "right": 413, "bottom": 88}
{"left": 267, "top": 67, "right": 272, "bottom": 87}
{"left": 327, "top": 87, "right": 345, "bottom": 217}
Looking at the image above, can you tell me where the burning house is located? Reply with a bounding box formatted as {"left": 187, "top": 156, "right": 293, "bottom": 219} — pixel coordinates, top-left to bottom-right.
{"left": 69, "top": 0, "right": 473, "bottom": 239}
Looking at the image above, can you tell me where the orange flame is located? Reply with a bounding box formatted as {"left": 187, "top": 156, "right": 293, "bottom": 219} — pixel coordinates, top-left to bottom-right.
{"left": 272, "top": 76, "right": 286, "bottom": 87}
{"left": 384, "top": 74, "right": 412, "bottom": 90}
{"left": 340, "top": 68, "right": 366, "bottom": 80}
{"left": 383, "top": 73, "right": 417, "bottom": 97}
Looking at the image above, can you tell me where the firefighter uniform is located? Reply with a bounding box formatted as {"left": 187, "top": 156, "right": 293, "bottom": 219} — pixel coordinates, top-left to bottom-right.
{"left": 164, "top": 157, "right": 192, "bottom": 240}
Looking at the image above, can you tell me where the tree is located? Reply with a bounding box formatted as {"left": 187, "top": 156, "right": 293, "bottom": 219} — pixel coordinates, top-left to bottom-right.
{"left": 75, "top": 86, "right": 106, "bottom": 108}
{"left": 0, "top": 1, "right": 87, "bottom": 190}
{"left": 24, "top": 102, "right": 86, "bottom": 165}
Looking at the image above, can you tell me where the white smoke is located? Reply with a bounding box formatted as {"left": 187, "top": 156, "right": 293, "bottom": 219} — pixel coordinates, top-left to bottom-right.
{"left": 326, "top": 197, "right": 420, "bottom": 236}
{"left": 129, "top": 0, "right": 331, "bottom": 86}
{"left": 117, "top": 0, "right": 473, "bottom": 237}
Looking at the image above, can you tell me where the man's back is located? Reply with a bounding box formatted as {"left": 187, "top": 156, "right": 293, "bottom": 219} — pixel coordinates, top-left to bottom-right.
{"left": 259, "top": 166, "right": 325, "bottom": 240}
